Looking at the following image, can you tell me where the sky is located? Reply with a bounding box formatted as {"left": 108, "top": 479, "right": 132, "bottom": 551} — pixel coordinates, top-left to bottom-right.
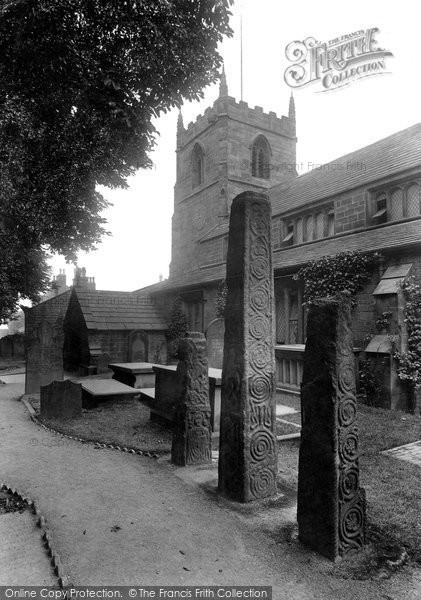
{"left": 49, "top": 0, "right": 421, "bottom": 293}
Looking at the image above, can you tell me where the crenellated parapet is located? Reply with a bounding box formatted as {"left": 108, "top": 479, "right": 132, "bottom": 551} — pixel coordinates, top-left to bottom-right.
{"left": 178, "top": 96, "right": 296, "bottom": 150}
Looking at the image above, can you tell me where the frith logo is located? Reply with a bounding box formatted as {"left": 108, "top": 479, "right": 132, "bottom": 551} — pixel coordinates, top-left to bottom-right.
{"left": 284, "top": 28, "right": 393, "bottom": 92}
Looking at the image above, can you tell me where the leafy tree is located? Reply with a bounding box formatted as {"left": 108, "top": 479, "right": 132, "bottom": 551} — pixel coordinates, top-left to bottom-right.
{"left": 0, "top": 0, "right": 233, "bottom": 321}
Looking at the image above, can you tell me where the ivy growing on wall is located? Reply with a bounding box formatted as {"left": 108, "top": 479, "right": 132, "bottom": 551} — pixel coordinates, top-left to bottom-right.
{"left": 215, "top": 280, "right": 228, "bottom": 319}
{"left": 166, "top": 296, "right": 188, "bottom": 361}
{"left": 293, "top": 250, "right": 381, "bottom": 307}
{"left": 395, "top": 278, "right": 421, "bottom": 391}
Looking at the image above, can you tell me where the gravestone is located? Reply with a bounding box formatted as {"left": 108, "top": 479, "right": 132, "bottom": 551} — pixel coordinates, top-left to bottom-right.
{"left": 172, "top": 332, "right": 212, "bottom": 466}
{"left": 25, "top": 317, "right": 64, "bottom": 395}
{"left": 218, "top": 192, "right": 277, "bottom": 502}
{"left": 95, "top": 352, "right": 111, "bottom": 374}
{"left": 206, "top": 318, "right": 225, "bottom": 369}
{"left": 128, "top": 330, "right": 148, "bottom": 362}
{"left": 40, "top": 380, "right": 82, "bottom": 420}
{"left": 297, "top": 295, "right": 366, "bottom": 560}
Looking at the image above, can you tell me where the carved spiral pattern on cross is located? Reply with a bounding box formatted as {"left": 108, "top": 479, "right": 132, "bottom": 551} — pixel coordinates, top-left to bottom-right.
{"left": 251, "top": 257, "right": 268, "bottom": 279}
{"left": 339, "top": 467, "right": 359, "bottom": 501}
{"left": 251, "top": 237, "right": 269, "bottom": 260}
{"left": 250, "top": 287, "right": 270, "bottom": 312}
{"left": 250, "top": 316, "right": 269, "bottom": 340}
{"left": 339, "top": 427, "right": 359, "bottom": 463}
{"left": 250, "top": 204, "right": 268, "bottom": 236}
{"left": 338, "top": 364, "right": 355, "bottom": 395}
{"left": 339, "top": 501, "right": 365, "bottom": 542}
{"left": 250, "top": 430, "right": 275, "bottom": 462}
{"left": 249, "top": 467, "right": 276, "bottom": 498}
{"left": 338, "top": 397, "right": 357, "bottom": 427}
{"left": 250, "top": 343, "right": 270, "bottom": 371}
{"left": 249, "top": 375, "right": 272, "bottom": 403}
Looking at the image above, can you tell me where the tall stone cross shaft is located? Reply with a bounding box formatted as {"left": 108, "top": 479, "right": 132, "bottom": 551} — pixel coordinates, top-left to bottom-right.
{"left": 172, "top": 332, "right": 212, "bottom": 466}
{"left": 297, "top": 295, "right": 366, "bottom": 560}
{"left": 218, "top": 192, "right": 278, "bottom": 502}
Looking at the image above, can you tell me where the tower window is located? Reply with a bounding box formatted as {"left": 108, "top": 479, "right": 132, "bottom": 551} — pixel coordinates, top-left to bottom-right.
{"left": 251, "top": 136, "right": 271, "bottom": 179}
{"left": 191, "top": 143, "right": 204, "bottom": 188}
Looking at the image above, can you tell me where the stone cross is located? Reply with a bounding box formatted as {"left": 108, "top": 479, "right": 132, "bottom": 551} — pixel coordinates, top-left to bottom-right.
{"left": 171, "top": 332, "right": 212, "bottom": 466}
{"left": 297, "top": 294, "right": 366, "bottom": 560}
{"left": 218, "top": 191, "right": 277, "bottom": 502}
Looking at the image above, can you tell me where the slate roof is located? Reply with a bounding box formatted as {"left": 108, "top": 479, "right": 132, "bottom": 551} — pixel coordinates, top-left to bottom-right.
{"left": 272, "top": 218, "right": 421, "bottom": 271}
{"left": 134, "top": 218, "right": 421, "bottom": 293}
{"left": 269, "top": 123, "right": 421, "bottom": 216}
{"left": 135, "top": 265, "right": 226, "bottom": 294}
{"left": 200, "top": 222, "right": 229, "bottom": 242}
{"left": 74, "top": 290, "right": 167, "bottom": 331}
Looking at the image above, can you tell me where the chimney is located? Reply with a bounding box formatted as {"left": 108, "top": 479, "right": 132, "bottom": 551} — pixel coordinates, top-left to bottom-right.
{"left": 55, "top": 269, "right": 67, "bottom": 291}
{"left": 73, "top": 267, "right": 96, "bottom": 291}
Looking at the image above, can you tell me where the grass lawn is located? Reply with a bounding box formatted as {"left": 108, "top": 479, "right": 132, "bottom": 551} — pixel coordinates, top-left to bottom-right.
{"left": 29, "top": 389, "right": 421, "bottom": 568}
{"left": 357, "top": 401, "right": 421, "bottom": 562}
{"left": 30, "top": 396, "right": 173, "bottom": 454}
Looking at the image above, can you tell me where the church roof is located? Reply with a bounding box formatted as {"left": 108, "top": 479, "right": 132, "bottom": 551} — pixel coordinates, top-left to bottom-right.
{"left": 270, "top": 122, "right": 421, "bottom": 216}
{"left": 272, "top": 218, "right": 421, "bottom": 271}
{"left": 73, "top": 290, "right": 167, "bottom": 331}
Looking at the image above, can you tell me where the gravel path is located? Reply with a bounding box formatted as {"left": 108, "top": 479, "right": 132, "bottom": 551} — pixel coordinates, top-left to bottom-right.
{"left": 1, "top": 382, "right": 420, "bottom": 598}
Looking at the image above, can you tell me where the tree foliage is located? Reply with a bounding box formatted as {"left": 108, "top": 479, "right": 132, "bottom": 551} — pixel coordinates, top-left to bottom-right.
{"left": 0, "top": 0, "right": 233, "bottom": 321}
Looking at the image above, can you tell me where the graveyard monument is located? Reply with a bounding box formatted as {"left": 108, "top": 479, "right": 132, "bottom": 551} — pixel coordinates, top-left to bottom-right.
{"left": 297, "top": 294, "right": 366, "bottom": 560}
{"left": 40, "top": 379, "right": 82, "bottom": 420}
{"left": 172, "top": 332, "right": 212, "bottom": 466}
{"left": 218, "top": 191, "right": 278, "bottom": 502}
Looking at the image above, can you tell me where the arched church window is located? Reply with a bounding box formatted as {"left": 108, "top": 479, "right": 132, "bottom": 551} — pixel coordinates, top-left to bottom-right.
{"left": 251, "top": 136, "right": 271, "bottom": 179}
{"left": 191, "top": 143, "right": 204, "bottom": 188}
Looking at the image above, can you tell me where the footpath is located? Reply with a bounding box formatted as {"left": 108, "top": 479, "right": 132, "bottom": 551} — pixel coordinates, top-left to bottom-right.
{"left": 1, "top": 381, "right": 421, "bottom": 598}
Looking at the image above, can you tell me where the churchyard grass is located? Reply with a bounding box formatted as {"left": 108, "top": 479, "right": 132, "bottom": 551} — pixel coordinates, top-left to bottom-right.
{"left": 29, "top": 390, "right": 421, "bottom": 561}
{"left": 357, "top": 402, "right": 421, "bottom": 562}
{"left": 30, "top": 396, "right": 173, "bottom": 454}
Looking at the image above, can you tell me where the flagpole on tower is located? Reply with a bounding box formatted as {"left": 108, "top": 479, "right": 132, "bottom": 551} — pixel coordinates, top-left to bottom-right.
{"left": 240, "top": 1, "right": 243, "bottom": 101}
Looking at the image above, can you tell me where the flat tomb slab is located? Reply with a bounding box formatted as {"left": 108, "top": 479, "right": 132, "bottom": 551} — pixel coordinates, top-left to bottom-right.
{"left": 109, "top": 362, "right": 156, "bottom": 389}
{"left": 139, "top": 388, "right": 155, "bottom": 403}
{"left": 108, "top": 362, "right": 155, "bottom": 374}
{"left": 276, "top": 404, "right": 298, "bottom": 416}
{"left": 208, "top": 367, "right": 222, "bottom": 384}
{"left": 382, "top": 440, "right": 421, "bottom": 467}
{"left": 79, "top": 378, "right": 140, "bottom": 397}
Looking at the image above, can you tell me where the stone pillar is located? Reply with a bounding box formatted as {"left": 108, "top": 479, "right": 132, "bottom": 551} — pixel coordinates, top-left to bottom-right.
{"left": 218, "top": 192, "right": 277, "bottom": 502}
{"left": 24, "top": 309, "right": 64, "bottom": 395}
{"left": 171, "top": 332, "right": 212, "bottom": 466}
{"left": 297, "top": 295, "right": 366, "bottom": 560}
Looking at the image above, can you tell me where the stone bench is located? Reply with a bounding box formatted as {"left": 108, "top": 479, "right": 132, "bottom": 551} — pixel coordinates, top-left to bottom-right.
{"left": 77, "top": 378, "right": 141, "bottom": 409}
{"left": 146, "top": 365, "right": 222, "bottom": 432}
{"left": 108, "top": 362, "right": 155, "bottom": 389}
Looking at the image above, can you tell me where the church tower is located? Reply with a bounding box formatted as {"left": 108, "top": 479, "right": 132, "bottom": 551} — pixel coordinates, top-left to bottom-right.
{"left": 170, "top": 71, "right": 297, "bottom": 279}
